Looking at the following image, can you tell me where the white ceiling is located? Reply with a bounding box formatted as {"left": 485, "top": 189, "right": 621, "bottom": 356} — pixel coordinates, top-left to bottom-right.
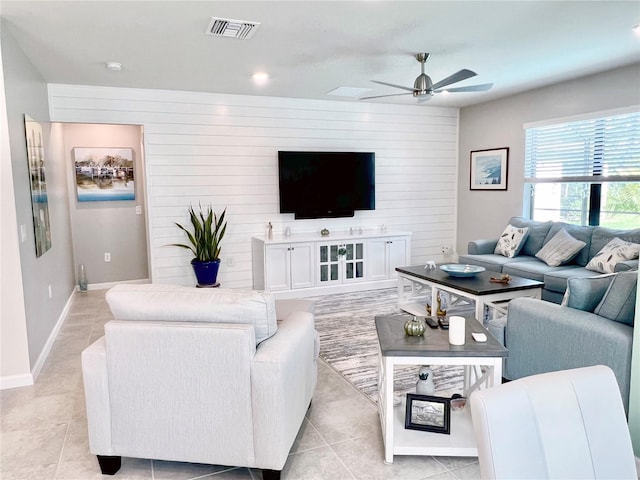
{"left": 2, "top": 1, "right": 639, "bottom": 108}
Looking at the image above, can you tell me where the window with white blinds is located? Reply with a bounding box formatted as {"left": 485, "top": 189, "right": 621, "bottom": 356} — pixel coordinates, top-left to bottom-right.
{"left": 523, "top": 109, "right": 640, "bottom": 228}
{"left": 524, "top": 110, "right": 640, "bottom": 183}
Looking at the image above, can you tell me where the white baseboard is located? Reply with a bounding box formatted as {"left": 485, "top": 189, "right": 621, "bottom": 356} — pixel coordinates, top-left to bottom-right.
{"left": 2, "top": 279, "right": 152, "bottom": 391}
{"left": 83, "top": 278, "right": 150, "bottom": 291}
{"left": 0, "top": 373, "right": 34, "bottom": 390}
{"left": 30, "top": 289, "right": 75, "bottom": 382}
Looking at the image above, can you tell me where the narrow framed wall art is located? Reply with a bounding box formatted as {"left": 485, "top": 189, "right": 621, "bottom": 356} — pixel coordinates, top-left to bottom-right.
{"left": 24, "top": 114, "right": 52, "bottom": 257}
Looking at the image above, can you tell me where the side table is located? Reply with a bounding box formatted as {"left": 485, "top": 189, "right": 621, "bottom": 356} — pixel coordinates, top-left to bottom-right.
{"left": 375, "top": 315, "right": 508, "bottom": 464}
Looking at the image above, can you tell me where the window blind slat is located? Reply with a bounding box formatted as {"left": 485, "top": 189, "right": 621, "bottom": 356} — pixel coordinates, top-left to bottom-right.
{"left": 524, "top": 111, "right": 640, "bottom": 182}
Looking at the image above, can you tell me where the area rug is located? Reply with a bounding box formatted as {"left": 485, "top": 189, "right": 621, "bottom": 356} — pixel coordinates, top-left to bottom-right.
{"left": 310, "top": 287, "right": 471, "bottom": 404}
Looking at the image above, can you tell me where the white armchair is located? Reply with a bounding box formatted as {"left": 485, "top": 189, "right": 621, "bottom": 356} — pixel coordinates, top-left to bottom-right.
{"left": 81, "top": 284, "right": 319, "bottom": 479}
{"left": 470, "top": 365, "right": 637, "bottom": 479}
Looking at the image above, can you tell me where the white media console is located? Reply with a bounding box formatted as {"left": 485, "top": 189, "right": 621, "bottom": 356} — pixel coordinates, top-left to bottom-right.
{"left": 252, "top": 231, "right": 412, "bottom": 298}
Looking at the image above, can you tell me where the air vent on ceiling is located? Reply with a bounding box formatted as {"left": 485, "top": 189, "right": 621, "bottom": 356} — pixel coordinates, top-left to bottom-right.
{"left": 205, "top": 17, "right": 261, "bottom": 40}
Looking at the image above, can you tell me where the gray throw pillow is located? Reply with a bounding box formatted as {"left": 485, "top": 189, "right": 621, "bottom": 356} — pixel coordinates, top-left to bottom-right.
{"left": 561, "top": 274, "right": 615, "bottom": 312}
{"left": 536, "top": 229, "right": 586, "bottom": 267}
{"left": 593, "top": 271, "right": 638, "bottom": 327}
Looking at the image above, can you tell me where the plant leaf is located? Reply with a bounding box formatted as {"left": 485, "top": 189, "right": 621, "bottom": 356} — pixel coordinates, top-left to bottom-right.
{"left": 167, "top": 204, "right": 228, "bottom": 262}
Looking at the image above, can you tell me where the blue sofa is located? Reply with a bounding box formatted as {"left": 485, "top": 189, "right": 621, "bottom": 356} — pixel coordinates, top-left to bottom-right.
{"left": 501, "top": 271, "right": 637, "bottom": 413}
{"left": 459, "top": 216, "right": 640, "bottom": 303}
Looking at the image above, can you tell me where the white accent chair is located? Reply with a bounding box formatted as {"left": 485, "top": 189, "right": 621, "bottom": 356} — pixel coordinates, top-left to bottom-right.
{"left": 81, "top": 284, "right": 319, "bottom": 479}
{"left": 470, "top": 365, "right": 637, "bottom": 479}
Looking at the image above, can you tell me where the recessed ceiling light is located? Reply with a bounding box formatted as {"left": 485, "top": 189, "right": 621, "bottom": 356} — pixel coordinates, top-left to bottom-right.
{"left": 252, "top": 72, "right": 269, "bottom": 85}
{"left": 105, "top": 62, "right": 122, "bottom": 71}
{"left": 633, "top": 24, "right": 640, "bottom": 36}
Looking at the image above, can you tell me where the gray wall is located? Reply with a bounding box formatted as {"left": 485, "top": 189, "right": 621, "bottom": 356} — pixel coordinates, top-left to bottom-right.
{"left": 62, "top": 123, "right": 148, "bottom": 284}
{"left": 1, "top": 23, "right": 75, "bottom": 368}
{"left": 0, "top": 23, "right": 30, "bottom": 382}
{"left": 457, "top": 63, "right": 640, "bottom": 254}
{"left": 458, "top": 64, "right": 640, "bottom": 456}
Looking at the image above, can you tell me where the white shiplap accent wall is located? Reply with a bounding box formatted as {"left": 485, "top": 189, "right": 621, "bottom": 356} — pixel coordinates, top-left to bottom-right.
{"left": 48, "top": 84, "right": 458, "bottom": 289}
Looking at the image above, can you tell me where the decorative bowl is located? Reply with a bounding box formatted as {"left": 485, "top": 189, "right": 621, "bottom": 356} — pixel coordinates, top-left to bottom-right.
{"left": 451, "top": 396, "right": 467, "bottom": 411}
{"left": 439, "top": 264, "right": 486, "bottom": 277}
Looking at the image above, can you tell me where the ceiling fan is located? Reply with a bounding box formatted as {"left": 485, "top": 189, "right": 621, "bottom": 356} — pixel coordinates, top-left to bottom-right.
{"left": 360, "top": 53, "right": 493, "bottom": 101}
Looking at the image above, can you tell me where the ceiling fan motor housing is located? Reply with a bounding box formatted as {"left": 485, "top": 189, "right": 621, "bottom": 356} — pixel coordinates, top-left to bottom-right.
{"left": 413, "top": 73, "right": 433, "bottom": 97}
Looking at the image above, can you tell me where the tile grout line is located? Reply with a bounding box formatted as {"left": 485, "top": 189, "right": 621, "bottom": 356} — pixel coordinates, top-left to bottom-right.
{"left": 52, "top": 413, "right": 73, "bottom": 479}
{"left": 317, "top": 358, "right": 378, "bottom": 408}
{"left": 327, "top": 443, "right": 358, "bottom": 480}
{"left": 53, "top": 294, "right": 92, "bottom": 480}
{"left": 301, "top": 414, "right": 359, "bottom": 479}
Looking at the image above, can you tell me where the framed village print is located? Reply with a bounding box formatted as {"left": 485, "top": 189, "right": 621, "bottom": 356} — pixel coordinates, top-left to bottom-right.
{"left": 470, "top": 147, "right": 509, "bottom": 191}
{"left": 73, "top": 147, "right": 135, "bottom": 202}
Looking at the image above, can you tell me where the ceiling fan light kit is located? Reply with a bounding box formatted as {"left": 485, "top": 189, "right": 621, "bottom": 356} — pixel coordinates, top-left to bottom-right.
{"left": 360, "top": 52, "right": 493, "bottom": 102}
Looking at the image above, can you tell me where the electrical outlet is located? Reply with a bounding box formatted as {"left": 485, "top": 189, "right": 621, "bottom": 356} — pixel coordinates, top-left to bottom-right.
{"left": 135, "top": 205, "right": 142, "bottom": 215}
{"left": 226, "top": 256, "right": 234, "bottom": 267}
{"left": 104, "top": 252, "right": 111, "bottom": 262}
{"left": 441, "top": 246, "right": 450, "bottom": 254}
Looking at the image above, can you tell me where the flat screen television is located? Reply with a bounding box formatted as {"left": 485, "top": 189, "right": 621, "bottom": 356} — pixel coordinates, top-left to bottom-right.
{"left": 278, "top": 151, "right": 375, "bottom": 219}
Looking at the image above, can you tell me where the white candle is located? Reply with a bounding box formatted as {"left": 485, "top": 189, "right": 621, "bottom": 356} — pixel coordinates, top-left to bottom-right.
{"left": 449, "top": 316, "right": 466, "bottom": 345}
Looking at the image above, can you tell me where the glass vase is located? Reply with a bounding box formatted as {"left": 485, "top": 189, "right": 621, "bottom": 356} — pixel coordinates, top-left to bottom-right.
{"left": 78, "top": 264, "right": 88, "bottom": 293}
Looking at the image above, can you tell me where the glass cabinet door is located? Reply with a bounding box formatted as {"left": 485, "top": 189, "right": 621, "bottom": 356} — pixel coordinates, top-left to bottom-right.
{"left": 318, "top": 244, "right": 340, "bottom": 283}
{"left": 344, "top": 242, "right": 365, "bottom": 281}
{"left": 318, "top": 241, "right": 365, "bottom": 284}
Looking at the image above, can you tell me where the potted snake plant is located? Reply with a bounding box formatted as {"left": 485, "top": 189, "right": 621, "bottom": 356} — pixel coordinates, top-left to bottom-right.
{"left": 170, "top": 204, "right": 227, "bottom": 286}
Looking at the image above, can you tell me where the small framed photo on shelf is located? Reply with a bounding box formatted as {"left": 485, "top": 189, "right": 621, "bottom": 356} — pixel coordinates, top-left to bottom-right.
{"left": 405, "top": 394, "right": 451, "bottom": 434}
{"left": 470, "top": 147, "right": 509, "bottom": 190}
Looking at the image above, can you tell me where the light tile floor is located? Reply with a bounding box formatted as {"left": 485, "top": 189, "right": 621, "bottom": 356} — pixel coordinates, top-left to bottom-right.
{"left": 1, "top": 289, "right": 481, "bottom": 480}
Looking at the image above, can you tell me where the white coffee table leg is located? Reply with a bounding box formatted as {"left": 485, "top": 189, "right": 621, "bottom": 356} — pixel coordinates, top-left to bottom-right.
{"left": 475, "top": 298, "right": 485, "bottom": 325}
{"left": 431, "top": 287, "right": 439, "bottom": 316}
{"left": 382, "top": 355, "right": 395, "bottom": 464}
{"left": 397, "top": 276, "right": 405, "bottom": 310}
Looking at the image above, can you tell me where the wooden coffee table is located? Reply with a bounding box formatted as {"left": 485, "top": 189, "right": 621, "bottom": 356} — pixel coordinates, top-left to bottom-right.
{"left": 396, "top": 265, "right": 544, "bottom": 323}
{"left": 375, "top": 314, "right": 508, "bottom": 464}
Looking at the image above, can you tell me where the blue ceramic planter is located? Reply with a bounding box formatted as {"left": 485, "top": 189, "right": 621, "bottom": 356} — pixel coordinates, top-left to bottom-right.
{"left": 191, "top": 259, "right": 221, "bottom": 286}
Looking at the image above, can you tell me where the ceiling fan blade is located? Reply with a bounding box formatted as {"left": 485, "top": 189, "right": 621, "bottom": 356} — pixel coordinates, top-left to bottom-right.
{"left": 360, "top": 92, "right": 414, "bottom": 100}
{"left": 435, "top": 83, "right": 493, "bottom": 93}
{"left": 371, "top": 80, "right": 417, "bottom": 92}
{"left": 431, "top": 69, "right": 477, "bottom": 90}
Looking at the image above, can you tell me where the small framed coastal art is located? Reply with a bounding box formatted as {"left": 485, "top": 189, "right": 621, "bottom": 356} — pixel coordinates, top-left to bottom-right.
{"left": 405, "top": 394, "right": 451, "bottom": 434}
{"left": 470, "top": 147, "right": 509, "bottom": 191}
{"left": 73, "top": 147, "right": 135, "bottom": 202}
